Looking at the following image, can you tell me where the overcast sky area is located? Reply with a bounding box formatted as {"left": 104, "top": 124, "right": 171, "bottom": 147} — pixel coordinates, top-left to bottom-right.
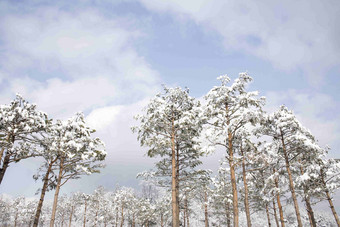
{"left": 0, "top": 0, "right": 339, "bottom": 212}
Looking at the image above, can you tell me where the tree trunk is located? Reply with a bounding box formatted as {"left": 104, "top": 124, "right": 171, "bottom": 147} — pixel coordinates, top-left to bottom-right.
{"left": 265, "top": 203, "right": 271, "bottom": 227}
{"left": 83, "top": 200, "right": 87, "bottom": 227}
{"left": 161, "top": 213, "right": 164, "bottom": 227}
{"left": 0, "top": 152, "right": 10, "bottom": 185}
{"left": 50, "top": 157, "right": 64, "bottom": 227}
{"left": 69, "top": 205, "right": 74, "bottom": 227}
{"left": 185, "top": 196, "right": 189, "bottom": 227}
{"left": 280, "top": 131, "right": 302, "bottom": 227}
{"left": 321, "top": 169, "right": 340, "bottom": 227}
{"left": 273, "top": 168, "right": 285, "bottom": 227}
{"left": 225, "top": 201, "right": 231, "bottom": 227}
{"left": 241, "top": 145, "right": 251, "bottom": 227}
{"left": 226, "top": 104, "right": 238, "bottom": 227}
{"left": 33, "top": 158, "right": 55, "bottom": 227}
{"left": 14, "top": 211, "right": 18, "bottom": 227}
{"left": 171, "top": 118, "right": 180, "bottom": 227}
{"left": 120, "top": 204, "right": 124, "bottom": 227}
{"left": 204, "top": 189, "right": 209, "bottom": 227}
{"left": 272, "top": 198, "right": 279, "bottom": 227}
{"left": 299, "top": 165, "right": 316, "bottom": 227}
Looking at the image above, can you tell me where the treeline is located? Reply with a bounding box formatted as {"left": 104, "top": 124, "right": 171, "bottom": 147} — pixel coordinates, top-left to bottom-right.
{"left": 133, "top": 73, "right": 340, "bottom": 227}
{"left": 0, "top": 72, "right": 340, "bottom": 227}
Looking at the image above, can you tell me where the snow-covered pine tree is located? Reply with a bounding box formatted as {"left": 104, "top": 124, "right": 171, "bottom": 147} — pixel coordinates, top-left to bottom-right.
{"left": 133, "top": 86, "right": 204, "bottom": 227}
{"left": 258, "top": 105, "right": 318, "bottom": 227}
{"left": 204, "top": 72, "right": 265, "bottom": 226}
{"left": 41, "top": 112, "right": 106, "bottom": 227}
{"left": 0, "top": 94, "right": 49, "bottom": 184}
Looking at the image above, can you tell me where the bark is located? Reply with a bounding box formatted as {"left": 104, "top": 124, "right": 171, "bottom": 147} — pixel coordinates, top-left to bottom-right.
{"left": 241, "top": 145, "right": 251, "bottom": 227}
{"left": 265, "top": 203, "right": 271, "bottom": 227}
{"left": 161, "top": 214, "right": 164, "bottom": 227}
{"left": 226, "top": 104, "right": 238, "bottom": 227}
{"left": 204, "top": 189, "right": 209, "bottom": 227}
{"left": 33, "top": 158, "right": 55, "bottom": 227}
{"left": 171, "top": 117, "right": 180, "bottom": 227}
{"left": 50, "top": 157, "right": 64, "bottom": 227}
{"left": 68, "top": 205, "right": 74, "bottom": 227}
{"left": 280, "top": 130, "right": 302, "bottom": 227}
{"left": 299, "top": 165, "right": 316, "bottom": 227}
{"left": 272, "top": 198, "right": 280, "bottom": 227}
{"left": 83, "top": 200, "right": 87, "bottom": 227}
{"left": 273, "top": 168, "right": 285, "bottom": 227}
{"left": 321, "top": 169, "right": 340, "bottom": 227}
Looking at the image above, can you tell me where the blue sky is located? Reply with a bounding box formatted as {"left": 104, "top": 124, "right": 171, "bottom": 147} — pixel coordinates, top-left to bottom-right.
{"left": 0, "top": 0, "right": 339, "bottom": 211}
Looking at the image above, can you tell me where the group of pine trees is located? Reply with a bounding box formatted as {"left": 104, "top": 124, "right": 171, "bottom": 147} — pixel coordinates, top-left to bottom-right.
{"left": 0, "top": 73, "right": 339, "bottom": 226}
{"left": 133, "top": 73, "right": 340, "bottom": 227}
{"left": 0, "top": 95, "right": 106, "bottom": 226}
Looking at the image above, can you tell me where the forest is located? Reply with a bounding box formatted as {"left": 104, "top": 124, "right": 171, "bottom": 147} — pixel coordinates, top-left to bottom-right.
{"left": 0, "top": 73, "right": 339, "bottom": 227}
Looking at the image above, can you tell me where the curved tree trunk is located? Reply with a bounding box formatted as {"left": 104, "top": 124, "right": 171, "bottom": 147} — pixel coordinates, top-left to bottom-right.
{"left": 50, "top": 157, "right": 64, "bottom": 227}
{"left": 33, "top": 159, "right": 55, "bottom": 227}
{"left": 273, "top": 168, "right": 285, "bottom": 227}
{"left": 280, "top": 131, "right": 302, "bottom": 227}
{"left": 0, "top": 152, "right": 10, "bottom": 185}
{"left": 299, "top": 166, "right": 316, "bottom": 227}
{"left": 321, "top": 169, "right": 340, "bottom": 227}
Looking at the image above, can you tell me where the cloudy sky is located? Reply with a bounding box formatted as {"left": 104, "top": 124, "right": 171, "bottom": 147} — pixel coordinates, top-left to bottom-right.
{"left": 0, "top": 0, "right": 339, "bottom": 207}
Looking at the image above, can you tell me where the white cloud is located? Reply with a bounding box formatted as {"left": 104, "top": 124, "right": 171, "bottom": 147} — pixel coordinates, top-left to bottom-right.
{"left": 0, "top": 5, "right": 160, "bottom": 118}
{"left": 139, "top": 0, "right": 340, "bottom": 85}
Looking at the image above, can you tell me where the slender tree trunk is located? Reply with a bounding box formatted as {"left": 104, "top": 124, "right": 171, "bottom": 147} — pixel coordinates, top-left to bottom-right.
{"left": 241, "top": 145, "right": 251, "bottom": 227}
{"left": 225, "top": 201, "right": 231, "bottom": 227}
{"left": 14, "top": 211, "right": 18, "bottom": 227}
{"left": 69, "top": 205, "right": 74, "bottom": 227}
{"left": 115, "top": 207, "right": 118, "bottom": 227}
{"left": 265, "top": 203, "right": 271, "bottom": 227}
{"left": 299, "top": 165, "right": 316, "bottom": 227}
{"left": 185, "top": 196, "right": 189, "bottom": 227}
{"left": 226, "top": 105, "right": 238, "bottom": 227}
{"left": 280, "top": 131, "right": 302, "bottom": 227}
{"left": 0, "top": 152, "right": 10, "bottom": 185}
{"left": 50, "top": 157, "right": 64, "bottom": 227}
{"left": 120, "top": 204, "right": 124, "bottom": 227}
{"left": 33, "top": 158, "right": 55, "bottom": 227}
{"left": 132, "top": 213, "right": 135, "bottom": 227}
{"left": 204, "top": 189, "right": 209, "bottom": 227}
{"left": 273, "top": 168, "right": 285, "bottom": 227}
{"left": 321, "top": 169, "right": 340, "bottom": 227}
{"left": 83, "top": 199, "right": 87, "bottom": 227}
{"left": 272, "top": 198, "right": 280, "bottom": 227}
{"left": 161, "top": 213, "right": 164, "bottom": 227}
{"left": 171, "top": 118, "right": 180, "bottom": 227}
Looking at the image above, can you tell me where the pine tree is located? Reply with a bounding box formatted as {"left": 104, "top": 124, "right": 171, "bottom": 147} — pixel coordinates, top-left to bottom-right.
{"left": 0, "top": 94, "right": 48, "bottom": 184}
{"left": 204, "top": 73, "right": 264, "bottom": 226}
{"left": 133, "top": 86, "right": 204, "bottom": 227}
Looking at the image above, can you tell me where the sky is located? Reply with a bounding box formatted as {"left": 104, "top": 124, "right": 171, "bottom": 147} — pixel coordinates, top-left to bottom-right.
{"left": 0, "top": 0, "right": 339, "bottom": 211}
